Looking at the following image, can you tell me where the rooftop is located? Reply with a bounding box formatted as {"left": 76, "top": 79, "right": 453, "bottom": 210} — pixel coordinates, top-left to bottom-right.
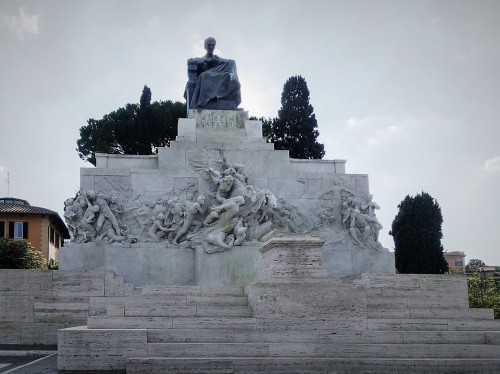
{"left": 0, "top": 197, "right": 69, "bottom": 238}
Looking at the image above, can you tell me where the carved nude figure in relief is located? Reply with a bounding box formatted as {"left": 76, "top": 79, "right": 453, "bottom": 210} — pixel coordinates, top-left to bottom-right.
{"left": 173, "top": 195, "right": 206, "bottom": 244}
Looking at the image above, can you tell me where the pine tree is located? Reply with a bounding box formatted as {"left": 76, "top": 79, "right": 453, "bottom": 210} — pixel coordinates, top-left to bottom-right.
{"left": 269, "top": 76, "right": 325, "bottom": 159}
{"left": 77, "top": 86, "right": 185, "bottom": 165}
{"left": 468, "top": 258, "right": 486, "bottom": 269}
{"left": 391, "top": 192, "right": 449, "bottom": 274}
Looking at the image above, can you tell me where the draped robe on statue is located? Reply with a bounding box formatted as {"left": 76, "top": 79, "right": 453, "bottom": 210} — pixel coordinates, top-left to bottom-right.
{"left": 185, "top": 56, "right": 241, "bottom": 110}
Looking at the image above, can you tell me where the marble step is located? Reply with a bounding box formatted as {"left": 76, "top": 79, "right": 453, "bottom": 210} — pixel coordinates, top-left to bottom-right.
{"left": 126, "top": 357, "right": 500, "bottom": 373}
{"left": 104, "top": 271, "right": 139, "bottom": 296}
{"left": 144, "top": 342, "right": 500, "bottom": 358}
{"left": 87, "top": 315, "right": 500, "bottom": 332}
{"left": 93, "top": 294, "right": 248, "bottom": 304}
{"left": 139, "top": 285, "right": 244, "bottom": 296}
{"left": 87, "top": 316, "right": 258, "bottom": 329}
{"left": 147, "top": 328, "right": 500, "bottom": 345}
{"left": 122, "top": 304, "right": 252, "bottom": 318}
{"left": 367, "top": 318, "right": 500, "bottom": 331}
{"left": 366, "top": 295, "right": 470, "bottom": 308}
{"left": 254, "top": 317, "right": 368, "bottom": 330}
{"left": 90, "top": 295, "right": 249, "bottom": 315}
{"left": 368, "top": 287, "right": 469, "bottom": 301}
{"left": 367, "top": 306, "right": 494, "bottom": 319}
{"left": 91, "top": 294, "right": 249, "bottom": 306}
{"left": 57, "top": 327, "right": 500, "bottom": 372}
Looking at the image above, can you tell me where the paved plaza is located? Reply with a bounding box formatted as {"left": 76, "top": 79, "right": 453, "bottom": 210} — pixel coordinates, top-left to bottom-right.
{"left": 0, "top": 353, "right": 57, "bottom": 374}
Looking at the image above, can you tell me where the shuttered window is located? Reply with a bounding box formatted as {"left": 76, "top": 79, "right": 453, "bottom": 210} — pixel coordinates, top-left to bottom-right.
{"left": 9, "top": 221, "right": 28, "bottom": 239}
{"left": 49, "top": 226, "right": 55, "bottom": 243}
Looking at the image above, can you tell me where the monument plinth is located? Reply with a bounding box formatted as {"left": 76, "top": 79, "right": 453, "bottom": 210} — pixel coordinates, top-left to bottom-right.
{"left": 176, "top": 109, "right": 266, "bottom": 143}
{"left": 258, "top": 229, "right": 328, "bottom": 282}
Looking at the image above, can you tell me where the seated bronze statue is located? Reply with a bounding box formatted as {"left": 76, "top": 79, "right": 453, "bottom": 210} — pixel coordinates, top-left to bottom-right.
{"left": 184, "top": 37, "right": 241, "bottom": 110}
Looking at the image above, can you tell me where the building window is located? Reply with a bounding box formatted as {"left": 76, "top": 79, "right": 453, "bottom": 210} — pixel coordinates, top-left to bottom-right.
{"left": 8, "top": 221, "right": 28, "bottom": 239}
{"left": 55, "top": 232, "right": 60, "bottom": 249}
{"left": 455, "top": 261, "right": 463, "bottom": 267}
{"left": 0, "top": 221, "right": 5, "bottom": 237}
{"left": 49, "top": 226, "right": 55, "bottom": 244}
{"left": 14, "top": 222, "right": 24, "bottom": 238}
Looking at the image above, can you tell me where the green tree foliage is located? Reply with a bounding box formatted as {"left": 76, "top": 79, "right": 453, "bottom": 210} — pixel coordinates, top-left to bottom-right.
{"left": 0, "top": 238, "right": 47, "bottom": 270}
{"left": 390, "top": 192, "right": 449, "bottom": 274}
{"left": 264, "top": 76, "right": 325, "bottom": 159}
{"left": 468, "top": 258, "right": 486, "bottom": 269}
{"left": 77, "top": 86, "right": 186, "bottom": 165}
{"left": 468, "top": 272, "right": 500, "bottom": 319}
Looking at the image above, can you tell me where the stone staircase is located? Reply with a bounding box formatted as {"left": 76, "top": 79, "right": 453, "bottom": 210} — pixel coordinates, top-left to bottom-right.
{"left": 57, "top": 275, "right": 500, "bottom": 373}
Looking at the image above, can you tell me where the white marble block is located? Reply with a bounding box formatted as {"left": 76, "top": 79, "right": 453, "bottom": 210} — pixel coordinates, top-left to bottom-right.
{"left": 258, "top": 229, "right": 328, "bottom": 283}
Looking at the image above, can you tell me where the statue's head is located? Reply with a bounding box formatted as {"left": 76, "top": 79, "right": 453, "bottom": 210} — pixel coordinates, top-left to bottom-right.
{"left": 197, "top": 195, "right": 206, "bottom": 204}
{"left": 204, "top": 37, "right": 216, "bottom": 54}
{"left": 204, "top": 37, "right": 216, "bottom": 48}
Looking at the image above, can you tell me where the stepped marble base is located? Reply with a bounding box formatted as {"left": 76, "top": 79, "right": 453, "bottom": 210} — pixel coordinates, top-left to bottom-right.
{"left": 56, "top": 274, "right": 500, "bottom": 373}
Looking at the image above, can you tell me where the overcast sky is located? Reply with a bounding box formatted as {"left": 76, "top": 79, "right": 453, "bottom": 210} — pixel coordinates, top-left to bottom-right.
{"left": 1, "top": 0, "right": 499, "bottom": 265}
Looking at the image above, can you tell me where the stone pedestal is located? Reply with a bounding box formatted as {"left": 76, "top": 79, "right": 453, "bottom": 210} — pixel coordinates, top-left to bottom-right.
{"left": 176, "top": 109, "right": 264, "bottom": 143}
{"left": 258, "top": 229, "right": 328, "bottom": 283}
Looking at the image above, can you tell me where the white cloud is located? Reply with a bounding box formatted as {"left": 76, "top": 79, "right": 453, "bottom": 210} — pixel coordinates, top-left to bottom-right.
{"left": 0, "top": 166, "right": 5, "bottom": 173}
{"left": 484, "top": 156, "right": 500, "bottom": 174}
{"left": 345, "top": 115, "right": 389, "bottom": 130}
{"left": 0, "top": 7, "right": 40, "bottom": 39}
{"left": 347, "top": 117, "right": 358, "bottom": 128}
{"left": 367, "top": 124, "right": 406, "bottom": 146}
{"left": 346, "top": 115, "right": 424, "bottom": 147}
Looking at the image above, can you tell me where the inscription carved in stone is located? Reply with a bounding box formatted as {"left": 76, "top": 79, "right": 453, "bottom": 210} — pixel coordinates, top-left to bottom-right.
{"left": 198, "top": 110, "right": 245, "bottom": 129}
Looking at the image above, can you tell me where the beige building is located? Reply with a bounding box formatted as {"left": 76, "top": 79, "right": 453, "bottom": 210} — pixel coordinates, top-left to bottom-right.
{"left": 444, "top": 251, "right": 466, "bottom": 273}
{"left": 0, "top": 197, "right": 69, "bottom": 264}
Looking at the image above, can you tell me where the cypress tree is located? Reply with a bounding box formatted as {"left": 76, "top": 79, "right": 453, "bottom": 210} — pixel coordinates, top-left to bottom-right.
{"left": 136, "top": 85, "right": 153, "bottom": 155}
{"left": 391, "top": 192, "right": 449, "bottom": 274}
{"left": 269, "top": 75, "right": 325, "bottom": 159}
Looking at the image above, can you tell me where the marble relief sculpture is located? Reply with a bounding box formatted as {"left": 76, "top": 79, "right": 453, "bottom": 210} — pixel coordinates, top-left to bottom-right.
{"left": 64, "top": 156, "right": 384, "bottom": 252}
{"left": 64, "top": 158, "right": 278, "bottom": 253}
{"left": 341, "top": 195, "right": 383, "bottom": 247}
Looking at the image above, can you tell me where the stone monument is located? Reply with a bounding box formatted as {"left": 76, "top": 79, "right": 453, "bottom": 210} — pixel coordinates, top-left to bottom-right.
{"left": 54, "top": 38, "right": 500, "bottom": 374}
{"left": 60, "top": 37, "right": 394, "bottom": 286}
